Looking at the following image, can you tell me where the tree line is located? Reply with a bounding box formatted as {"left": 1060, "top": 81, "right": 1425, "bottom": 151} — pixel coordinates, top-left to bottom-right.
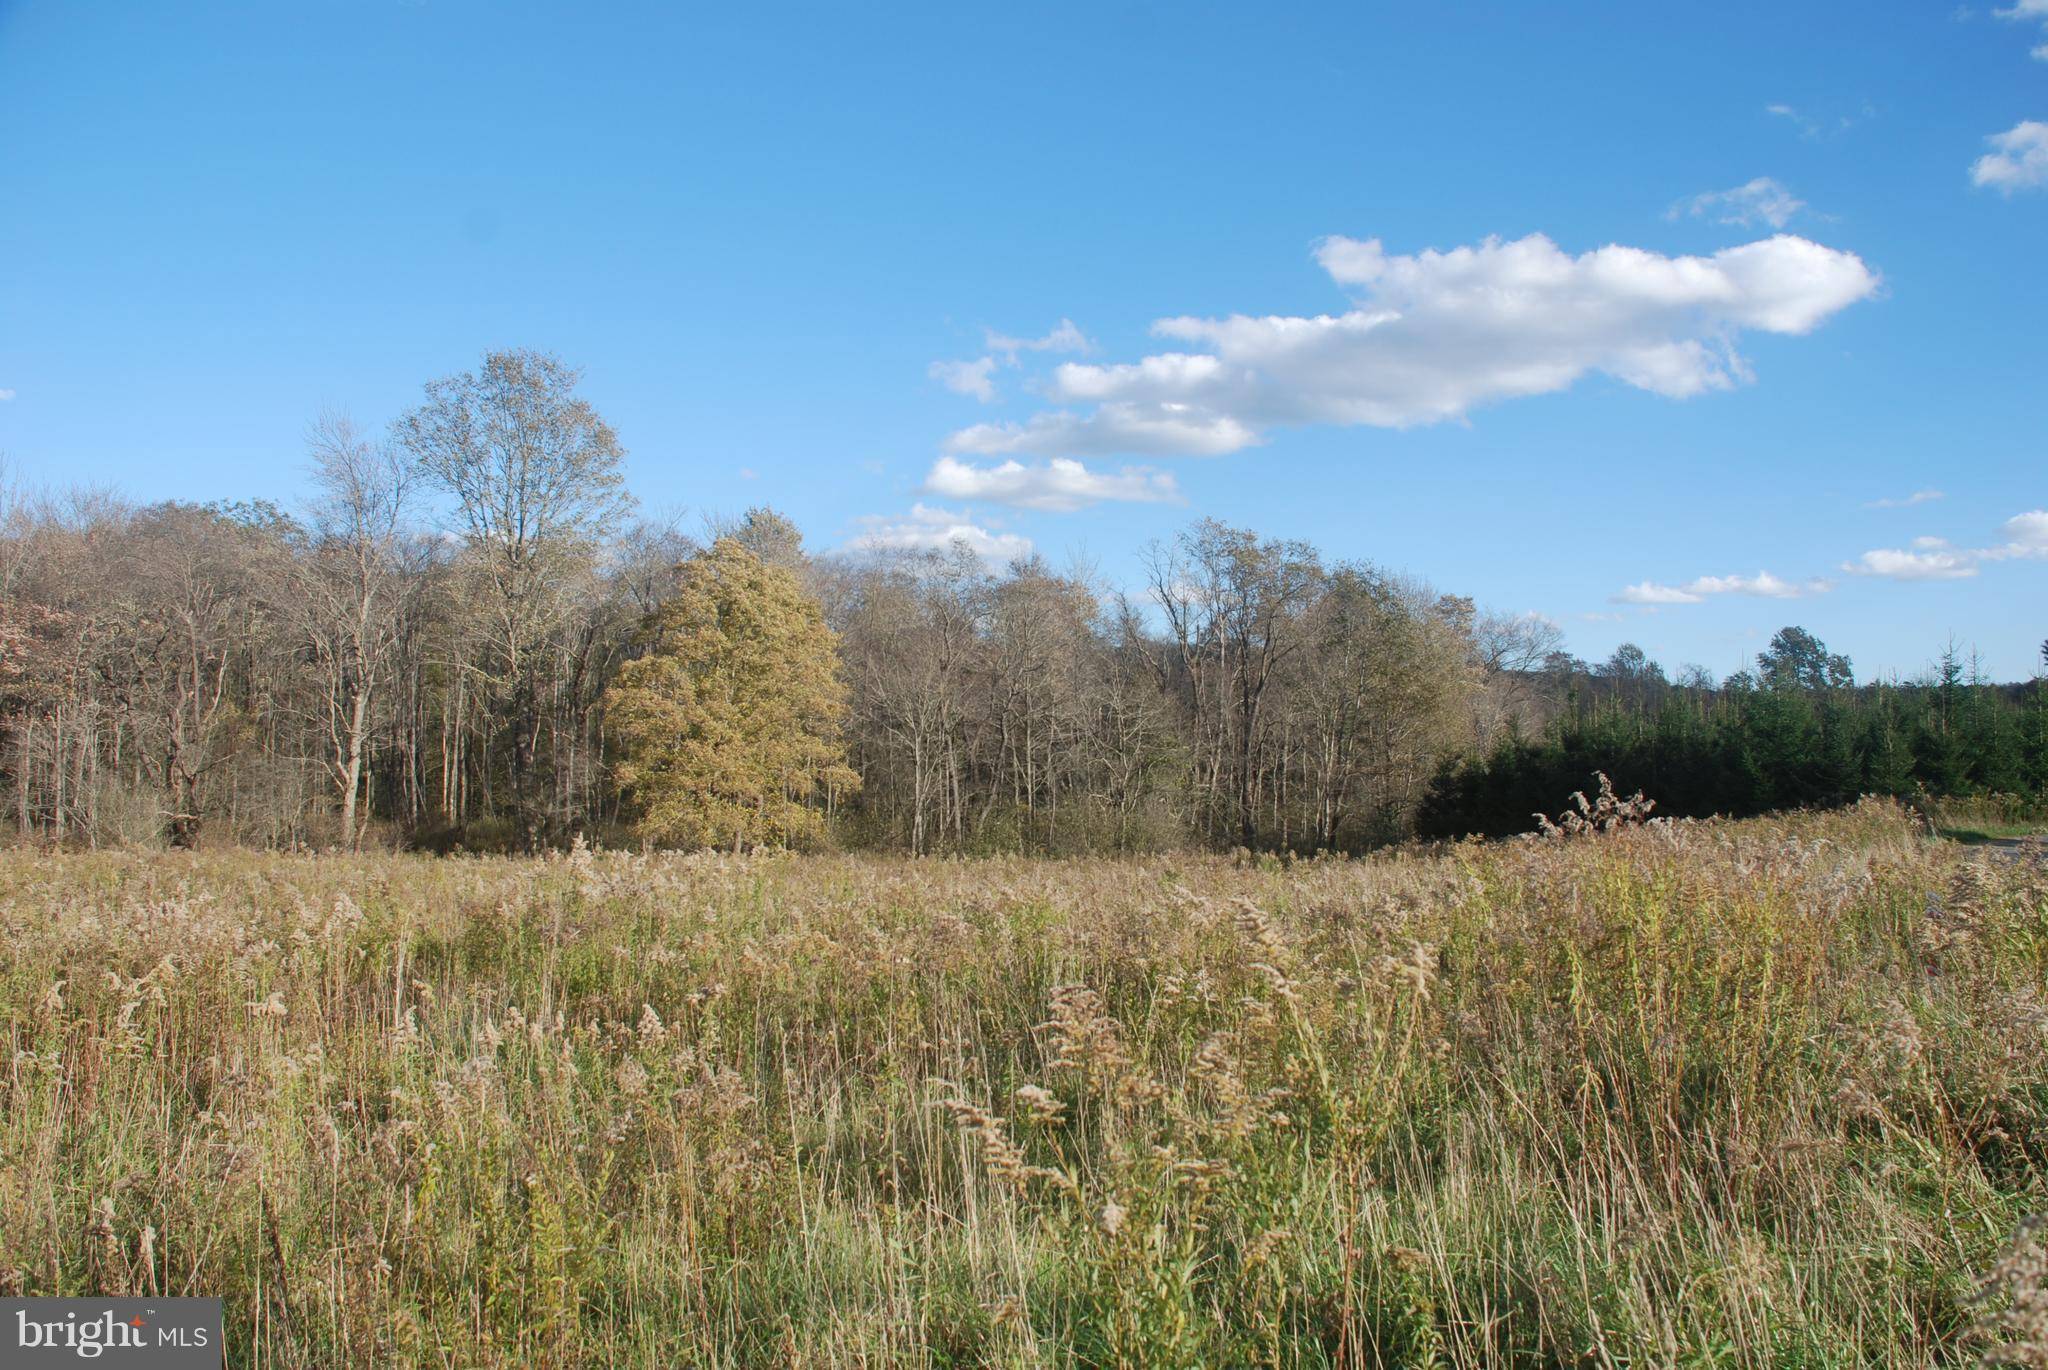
{"left": 2, "top": 350, "right": 2037, "bottom": 854}
{"left": 0, "top": 350, "right": 1558, "bottom": 854}
{"left": 1420, "top": 628, "right": 2048, "bottom": 838}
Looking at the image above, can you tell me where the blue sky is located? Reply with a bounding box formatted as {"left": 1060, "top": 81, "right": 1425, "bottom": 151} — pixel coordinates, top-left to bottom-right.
{"left": 1, "top": 0, "right": 2042, "bottom": 680}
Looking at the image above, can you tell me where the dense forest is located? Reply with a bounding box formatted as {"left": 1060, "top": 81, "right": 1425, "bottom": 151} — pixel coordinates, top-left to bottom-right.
{"left": 2, "top": 351, "right": 2040, "bottom": 854}
{"left": 1422, "top": 632, "right": 2048, "bottom": 838}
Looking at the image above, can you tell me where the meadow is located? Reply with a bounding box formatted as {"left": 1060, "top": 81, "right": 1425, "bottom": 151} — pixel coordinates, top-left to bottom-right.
{"left": 1, "top": 800, "right": 2044, "bottom": 1367}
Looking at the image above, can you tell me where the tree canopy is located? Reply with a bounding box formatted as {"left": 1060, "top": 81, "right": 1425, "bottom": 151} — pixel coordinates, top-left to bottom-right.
{"left": 604, "top": 538, "right": 858, "bottom": 850}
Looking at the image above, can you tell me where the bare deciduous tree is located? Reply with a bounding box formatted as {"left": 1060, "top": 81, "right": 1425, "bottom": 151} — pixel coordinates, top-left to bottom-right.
{"left": 295, "top": 412, "right": 419, "bottom": 848}
{"left": 1148, "top": 520, "right": 1321, "bottom": 849}
{"left": 396, "top": 349, "right": 634, "bottom": 848}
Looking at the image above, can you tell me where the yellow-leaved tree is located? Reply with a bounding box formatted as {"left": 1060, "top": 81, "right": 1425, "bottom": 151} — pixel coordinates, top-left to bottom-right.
{"left": 604, "top": 538, "right": 859, "bottom": 849}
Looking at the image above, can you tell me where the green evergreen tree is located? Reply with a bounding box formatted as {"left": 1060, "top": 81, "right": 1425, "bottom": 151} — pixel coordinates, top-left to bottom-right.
{"left": 1862, "top": 687, "right": 1915, "bottom": 796}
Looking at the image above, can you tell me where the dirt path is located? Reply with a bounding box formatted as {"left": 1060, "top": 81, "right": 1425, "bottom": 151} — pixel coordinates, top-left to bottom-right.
{"left": 1976, "top": 833, "right": 2048, "bottom": 864}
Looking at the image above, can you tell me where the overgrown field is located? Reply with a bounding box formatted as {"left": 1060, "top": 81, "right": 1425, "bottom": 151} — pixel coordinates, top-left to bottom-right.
{"left": 2, "top": 802, "right": 2045, "bottom": 1366}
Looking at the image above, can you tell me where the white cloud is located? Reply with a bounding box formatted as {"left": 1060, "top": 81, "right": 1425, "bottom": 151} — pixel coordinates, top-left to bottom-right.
{"left": 1614, "top": 569, "right": 1830, "bottom": 605}
{"left": 1683, "top": 570, "right": 1827, "bottom": 599}
{"left": 1996, "top": 509, "right": 2048, "bottom": 554}
{"left": 923, "top": 455, "right": 1182, "bottom": 512}
{"left": 1843, "top": 546, "right": 1981, "bottom": 580}
{"left": 849, "top": 503, "right": 1033, "bottom": 564}
{"left": 929, "top": 356, "right": 999, "bottom": 402}
{"left": 738, "top": 467, "right": 758, "bottom": 481}
{"left": 948, "top": 232, "right": 1879, "bottom": 459}
{"left": 931, "top": 321, "right": 1094, "bottom": 407}
{"left": 1996, "top": 0, "right": 2048, "bottom": 55}
{"left": 1615, "top": 581, "right": 1704, "bottom": 605}
{"left": 946, "top": 404, "right": 1260, "bottom": 459}
{"left": 1864, "top": 488, "right": 1944, "bottom": 508}
{"left": 1846, "top": 508, "right": 2048, "bottom": 580}
{"left": 0, "top": 389, "right": 14, "bottom": 402}
{"left": 1972, "top": 120, "right": 2048, "bottom": 192}
{"left": 1669, "top": 177, "right": 1807, "bottom": 229}
{"left": 986, "top": 318, "right": 1091, "bottom": 361}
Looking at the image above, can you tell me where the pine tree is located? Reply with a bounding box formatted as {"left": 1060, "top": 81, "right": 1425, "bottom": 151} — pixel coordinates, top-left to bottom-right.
{"left": 604, "top": 539, "right": 859, "bottom": 850}
{"left": 1740, "top": 687, "right": 1818, "bottom": 807}
{"left": 1862, "top": 687, "right": 1915, "bottom": 796}
{"left": 1814, "top": 695, "right": 1860, "bottom": 803}
{"left": 2022, "top": 679, "right": 2048, "bottom": 795}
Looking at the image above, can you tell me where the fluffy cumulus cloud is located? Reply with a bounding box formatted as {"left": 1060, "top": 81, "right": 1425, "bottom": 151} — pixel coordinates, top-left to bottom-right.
{"left": 1997, "top": 0, "right": 2048, "bottom": 58}
{"left": 1972, "top": 120, "right": 2048, "bottom": 192}
{"left": 1669, "top": 177, "right": 1807, "bottom": 229}
{"left": 946, "top": 232, "right": 1879, "bottom": 460}
{"left": 1844, "top": 509, "right": 2048, "bottom": 580}
{"left": 848, "top": 503, "right": 1033, "bottom": 565}
{"left": 1614, "top": 569, "right": 1830, "bottom": 606}
{"left": 923, "top": 455, "right": 1181, "bottom": 512}
{"left": 2004, "top": 509, "right": 2048, "bottom": 549}
{"left": 928, "top": 357, "right": 998, "bottom": 402}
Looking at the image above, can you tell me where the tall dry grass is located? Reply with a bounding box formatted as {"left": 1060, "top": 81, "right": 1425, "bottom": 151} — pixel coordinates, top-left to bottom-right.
{"left": 1, "top": 799, "right": 2043, "bottom": 1366}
